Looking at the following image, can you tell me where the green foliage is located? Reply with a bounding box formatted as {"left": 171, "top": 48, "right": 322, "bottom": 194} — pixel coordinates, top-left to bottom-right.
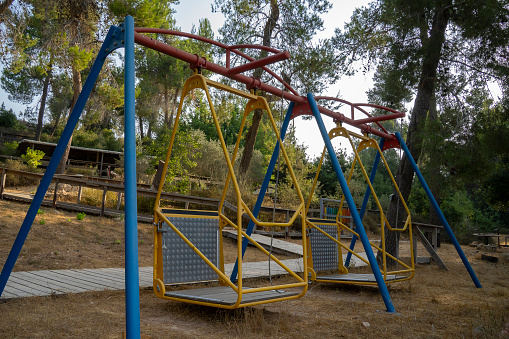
{"left": 108, "top": 0, "right": 177, "bottom": 28}
{"left": 39, "top": 218, "right": 46, "bottom": 225}
{"left": 0, "top": 103, "right": 18, "bottom": 128}
{"left": 0, "top": 140, "right": 19, "bottom": 156}
{"left": 71, "top": 128, "right": 123, "bottom": 152}
{"left": 313, "top": 148, "right": 350, "bottom": 198}
{"left": 76, "top": 212, "right": 85, "bottom": 220}
{"left": 21, "top": 148, "right": 44, "bottom": 170}
{"left": 146, "top": 127, "right": 201, "bottom": 194}
{"left": 37, "top": 209, "right": 44, "bottom": 215}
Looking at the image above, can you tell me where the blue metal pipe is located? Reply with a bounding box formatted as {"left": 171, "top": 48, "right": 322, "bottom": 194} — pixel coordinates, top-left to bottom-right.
{"left": 307, "top": 93, "right": 396, "bottom": 313}
{"left": 123, "top": 15, "right": 141, "bottom": 338}
{"left": 0, "top": 25, "right": 121, "bottom": 297}
{"left": 395, "top": 132, "right": 482, "bottom": 288}
{"left": 344, "top": 138, "right": 385, "bottom": 267}
{"left": 230, "top": 102, "right": 295, "bottom": 282}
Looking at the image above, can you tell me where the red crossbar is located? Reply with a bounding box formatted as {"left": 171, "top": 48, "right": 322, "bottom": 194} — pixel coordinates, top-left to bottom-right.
{"left": 133, "top": 28, "right": 402, "bottom": 140}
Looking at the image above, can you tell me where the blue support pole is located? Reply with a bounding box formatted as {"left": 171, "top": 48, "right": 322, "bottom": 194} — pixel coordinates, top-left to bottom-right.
{"left": 307, "top": 93, "right": 396, "bottom": 313}
{"left": 395, "top": 132, "right": 482, "bottom": 288}
{"left": 344, "top": 138, "right": 385, "bottom": 267}
{"left": 123, "top": 16, "right": 141, "bottom": 338}
{"left": 0, "top": 25, "right": 124, "bottom": 297}
{"left": 230, "top": 102, "right": 295, "bottom": 282}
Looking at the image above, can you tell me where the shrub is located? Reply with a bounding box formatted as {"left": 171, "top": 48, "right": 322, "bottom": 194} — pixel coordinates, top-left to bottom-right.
{"left": 21, "top": 148, "right": 44, "bottom": 170}
{"left": 76, "top": 212, "right": 86, "bottom": 220}
{"left": 0, "top": 141, "right": 19, "bottom": 156}
{"left": 4, "top": 159, "right": 39, "bottom": 186}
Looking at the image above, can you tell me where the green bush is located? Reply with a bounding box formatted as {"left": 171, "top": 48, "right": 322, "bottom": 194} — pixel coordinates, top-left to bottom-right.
{"left": 0, "top": 141, "right": 19, "bottom": 156}
{"left": 4, "top": 159, "right": 39, "bottom": 186}
{"left": 21, "top": 148, "right": 44, "bottom": 170}
{"left": 76, "top": 212, "right": 86, "bottom": 220}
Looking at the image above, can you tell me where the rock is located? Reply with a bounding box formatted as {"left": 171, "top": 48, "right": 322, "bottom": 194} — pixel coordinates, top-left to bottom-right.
{"left": 485, "top": 244, "right": 497, "bottom": 252}
{"left": 481, "top": 254, "right": 498, "bottom": 263}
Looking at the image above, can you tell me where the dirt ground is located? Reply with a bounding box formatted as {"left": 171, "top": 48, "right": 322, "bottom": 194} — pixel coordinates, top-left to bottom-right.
{"left": 0, "top": 199, "right": 508, "bottom": 338}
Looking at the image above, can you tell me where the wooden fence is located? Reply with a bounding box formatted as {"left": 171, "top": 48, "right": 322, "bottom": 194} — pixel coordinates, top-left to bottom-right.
{"left": 0, "top": 167, "right": 316, "bottom": 224}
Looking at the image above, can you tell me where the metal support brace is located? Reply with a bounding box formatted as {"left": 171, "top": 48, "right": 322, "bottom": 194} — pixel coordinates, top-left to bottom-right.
{"left": 123, "top": 16, "right": 141, "bottom": 339}
{"left": 307, "top": 93, "right": 396, "bottom": 313}
{"left": 0, "top": 23, "right": 125, "bottom": 297}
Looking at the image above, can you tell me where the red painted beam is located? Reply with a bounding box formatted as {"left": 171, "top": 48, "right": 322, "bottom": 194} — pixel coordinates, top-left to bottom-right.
{"left": 133, "top": 30, "right": 401, "bottom": 140}
{"left": 227, "top": 51, "right": 290, "bottom": 75}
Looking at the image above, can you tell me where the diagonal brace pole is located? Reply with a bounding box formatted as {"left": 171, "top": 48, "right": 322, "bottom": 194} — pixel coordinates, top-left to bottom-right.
{"left": 395, "top": 132, "right": 481, "bottom": 288}
{"left": 0, "top": 25, "right": 125, "bottom": 296}
{"left": 308, "top": 93, "right": 396, "bottom": 313}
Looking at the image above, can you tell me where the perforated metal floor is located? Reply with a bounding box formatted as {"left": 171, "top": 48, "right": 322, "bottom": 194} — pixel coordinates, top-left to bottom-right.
{"left": 165, "top": 286, "right": 299, "bottom": 306}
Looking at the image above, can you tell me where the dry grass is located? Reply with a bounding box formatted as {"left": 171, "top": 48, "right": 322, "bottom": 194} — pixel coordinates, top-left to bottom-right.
{"left": 0, "top": 199, "right": 508, "bottom": 338}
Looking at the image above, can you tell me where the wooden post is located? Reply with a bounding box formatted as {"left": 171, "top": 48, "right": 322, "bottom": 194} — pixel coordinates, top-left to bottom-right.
{"left": 101, "top": 185, "right": 107, "bottom": 216}
{"left": 185, "top": 201, "right": 190, "bottom": 209}
{"left": 52, "top": 179, "right": 60, "bottom": 208}
{"left": 285, "top": 209, "right": 290, "bottom": 238}
{"left": 0, "top": 168, "right": 6, "bottom": 199}
{"left": 77, "top": 185, "right": 82, "bottom": 204}
{"left": 412, "top": 234, "right": 418, "bottom": 266}
{"left": 116, "top": 192, "right": 122, "bottom": 210}
{"left": 150, "top": 160, "right": 165, "bottom": 190}
{"left": 413, "top": 227, "right": 448, "bottom": 270}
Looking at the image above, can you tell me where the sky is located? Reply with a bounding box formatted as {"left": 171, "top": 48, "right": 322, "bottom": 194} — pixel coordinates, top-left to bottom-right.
{"left": 0, "top": 0, "right": 377, "bottom": 159}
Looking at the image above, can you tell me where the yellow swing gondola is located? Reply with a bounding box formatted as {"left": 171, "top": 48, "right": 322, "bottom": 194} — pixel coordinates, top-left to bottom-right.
{"left": 305, "top": 123, "right": 415, "bottom": 285}
{"left": 152, "top": 72, "right": 308, "bottom": 309}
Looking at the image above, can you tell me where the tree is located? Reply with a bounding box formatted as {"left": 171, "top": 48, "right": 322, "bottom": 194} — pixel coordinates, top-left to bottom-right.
{"left": 0, "top": 103, "right": 17, "bottom": 128}
{"left": 0, "top": 2, "right": 58, "bottom": 141}
{"left": 213, "top": 0, "right": 339, "bottom": 174}
{"left": 0, "top": 0, "right": 13, "bottom": 19}
{"left": 333, "top": 0, "right": 509, "bottom": 264}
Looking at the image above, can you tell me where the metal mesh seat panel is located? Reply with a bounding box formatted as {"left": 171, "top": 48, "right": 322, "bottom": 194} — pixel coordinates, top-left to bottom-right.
{"left": 309, "top": 224, "right": 338, "bottom": 272}
{"left": 162, "top": 217, "right": 219, "bottom": 284}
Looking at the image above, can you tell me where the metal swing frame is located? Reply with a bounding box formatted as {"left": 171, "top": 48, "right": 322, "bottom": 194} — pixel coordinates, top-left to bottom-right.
{"left": 0, "top": 17, "right": 482, "bottom": 337}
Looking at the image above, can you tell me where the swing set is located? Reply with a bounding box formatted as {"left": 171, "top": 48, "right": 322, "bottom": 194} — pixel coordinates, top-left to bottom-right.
{"left": 0, "top": 17, "right": 482, "bottom": 338}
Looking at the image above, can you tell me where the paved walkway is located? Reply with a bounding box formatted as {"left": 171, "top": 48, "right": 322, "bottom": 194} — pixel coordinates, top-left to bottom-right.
{"left": 0, "top": 253, "right": 368, "bottom": 300}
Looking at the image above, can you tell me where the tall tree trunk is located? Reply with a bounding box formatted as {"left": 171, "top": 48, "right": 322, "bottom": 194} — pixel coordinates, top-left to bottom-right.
{"left": 147, "top": 119, "right": 153, "bottom": 140}
{"left": 164, "top": 87, "right": 169, "bottom": 125}
{"left": 239, "top": 0, "right": 279, "bottom": 174}
{"left": 379, "top": 6, "right": 450, "bottom": 267}
{"left": 426, "top": 94, "right": 442, "bottom": 226}
{"left": 35, "top": 66, "right": 52, "bottom": 141}
{"left": 168, "top": 88, "right": 179, "bottom": 129}
{"left": 56, "top": 66, "right": 82, "bottom": 174}
{"left": 139, "top": 116, "right": 144, "bottom": 139}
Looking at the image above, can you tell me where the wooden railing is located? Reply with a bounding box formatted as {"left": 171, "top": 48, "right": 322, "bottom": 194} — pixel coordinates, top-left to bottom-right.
{"left": 0, "top": 167, "right": 317, "bottom": 223}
